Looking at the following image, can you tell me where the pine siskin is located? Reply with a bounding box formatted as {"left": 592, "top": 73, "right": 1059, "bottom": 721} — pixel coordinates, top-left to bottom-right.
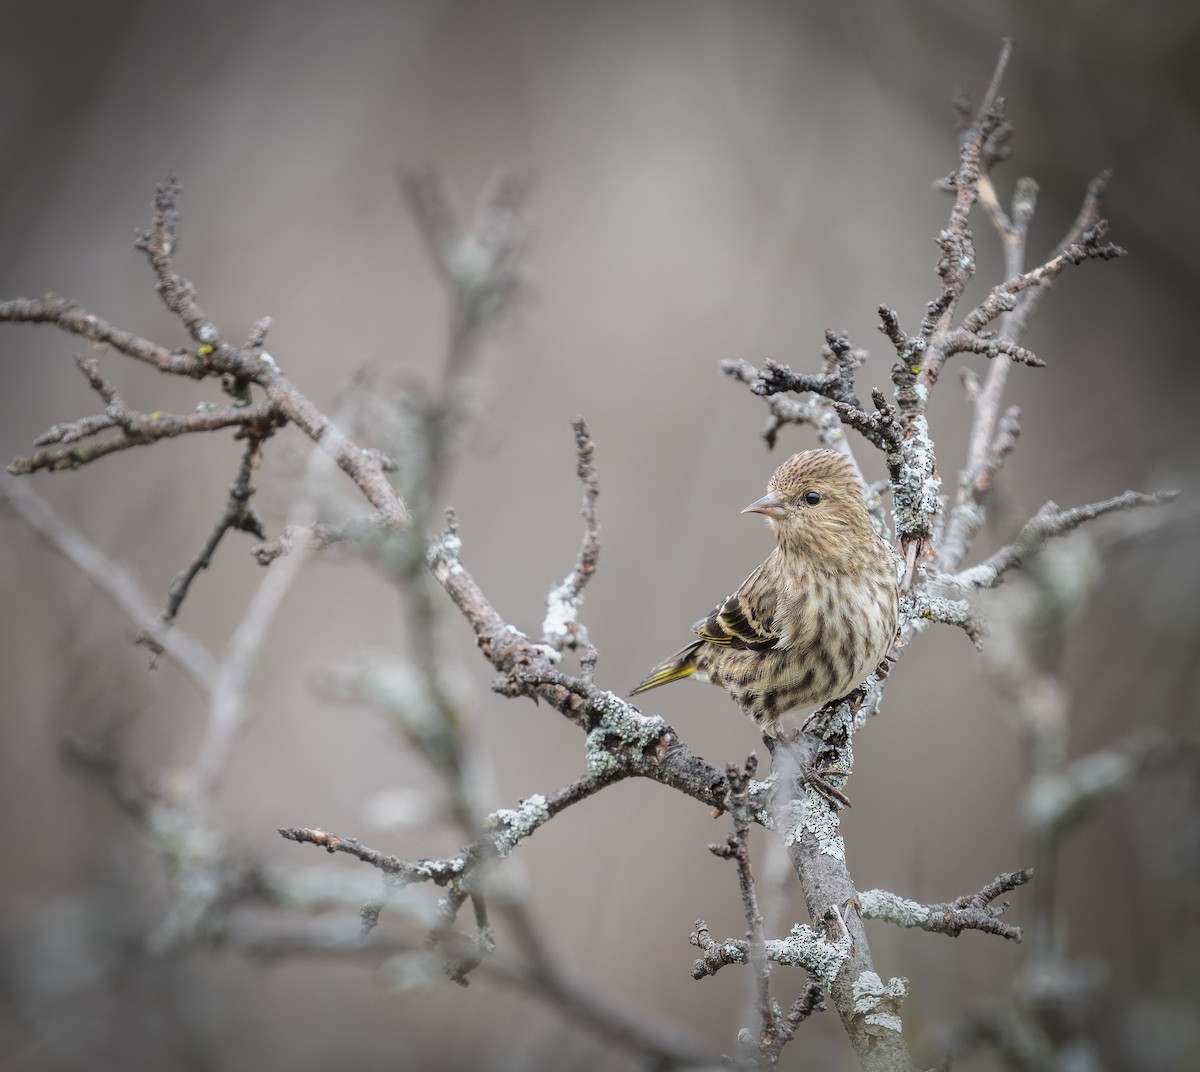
{"left": 631, "top": 449, "right": 899, "bottom": 736}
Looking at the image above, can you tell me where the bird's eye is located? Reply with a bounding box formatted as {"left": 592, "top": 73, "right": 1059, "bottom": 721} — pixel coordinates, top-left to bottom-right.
{"left": 803, "top": 490, "right": 821, "bottom": 506}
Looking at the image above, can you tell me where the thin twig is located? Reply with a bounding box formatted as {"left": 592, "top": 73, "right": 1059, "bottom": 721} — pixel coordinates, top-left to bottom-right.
{"left": 541, "top": 417, "right": 601, "bottom": 653}
{"left": 152, "top": 434, "right": 270, "bottom": 635}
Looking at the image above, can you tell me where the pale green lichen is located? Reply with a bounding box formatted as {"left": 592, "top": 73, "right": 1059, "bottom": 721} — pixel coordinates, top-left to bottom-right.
{"left": 585, "top": 691, "right": 667, "bottom": 776}
{"left": 712, "top": 940, "right": 749, "bottom": 966}
{"left": 854, "top": 673, "right": 886, "bottom": 728}
{"left": 780, "top": 785, "right": 846, "bottom": 860}
{"left": 412, "top": 855, "right": 465, "bottom": 881}
{"left": 852, "top": 970, "right": 908, "bottom": 1033}
{"left": 426, "top": 526, "right": 463, "bottom": 579}
{"left": 1023, "top": 747, "right": 1139, "bottom": 834}
{"left": 858, "top": 889, "right": 930, "bottom": 927}
{"left": 766, "top": 922, "right": 852, "bottom": 983}
{"left": 892, "top": 412, "right": 942, "bottom": 541}
{"left": 748, "top": 777, "right": 777, "bottom": 829}
{"left": 487, "top": 794, "right": 551, "bottom": 858}
{"left": 903, "top": 590, "right": 984, "bottom": 649}
{"left": 954, "top": 561, "right": 999, "bottom": 590}
{"left": 807, "top": 791, "right": 846, "bottom": 860}
{"left": 542, "top": 575, "right": 588, "bottom": 652}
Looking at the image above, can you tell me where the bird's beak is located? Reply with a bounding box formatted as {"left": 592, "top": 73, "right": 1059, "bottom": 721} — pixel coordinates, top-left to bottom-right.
{"left": 742, "top": 491, "right": 787, "bottom": 520}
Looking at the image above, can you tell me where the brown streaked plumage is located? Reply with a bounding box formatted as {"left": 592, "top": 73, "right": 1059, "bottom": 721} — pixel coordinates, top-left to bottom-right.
{"left": 631, "top": 449, "right": 899, "bottom": 735}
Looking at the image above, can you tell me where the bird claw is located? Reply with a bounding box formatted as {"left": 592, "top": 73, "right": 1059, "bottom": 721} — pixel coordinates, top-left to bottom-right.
{"left": 800, "top": 766, "right": 852, "bottom": 809}
{"left": 764, "top": 733, "right": 852, "bottom": 808}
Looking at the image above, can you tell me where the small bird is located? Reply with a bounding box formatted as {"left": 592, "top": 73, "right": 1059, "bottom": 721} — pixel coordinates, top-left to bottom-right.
{"left": 631, "top": 449, "right": 899, "bottom": 736}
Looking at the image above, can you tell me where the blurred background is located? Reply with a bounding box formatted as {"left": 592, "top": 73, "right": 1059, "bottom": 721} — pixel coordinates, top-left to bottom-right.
{"left": 1, "top": 2, "right": 1197, "bottom": 1069}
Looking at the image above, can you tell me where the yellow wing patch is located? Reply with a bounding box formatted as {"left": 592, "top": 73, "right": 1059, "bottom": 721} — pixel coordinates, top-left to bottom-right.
{"left": 630, "top": 661, "right": 697, "bottom": 695}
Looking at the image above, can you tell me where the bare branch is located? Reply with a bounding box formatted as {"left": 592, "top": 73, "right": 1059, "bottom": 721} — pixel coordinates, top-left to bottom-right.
{"left": 731, "top": 329, "right": 866, "bottom": 411}
{"left": 151, "top": 434, "right": 270, "bottom": 637}
{"left": 960, "top": 234, "right": 1125, "bottom": 339}
{"left": 721, "top": 358, "right": 846, "bottom": 450}
{"left": 243, "top": 314, "right": 273, "bottom": 350}
{"left": 921, "top": 327, "right": 1043, "bottom": 388}
{"left": 0, "top": 294, "right": 204, "bottom": 375}
{"left": 279, "top": 826, "right": 425, "bottom": 875}
{"left": 2, "top": 183, "right": 410, "bottom": 531}
{"left": 10, "top": 354, "right": 281, "bottom": 474}
{"left": 941, "top": 170, "right": 1125, "bottom": 575}
{"left": 281, "top": 767, "right": 626, "bottom": 935}
{"left": 831, "top": 389, "right": 904, "bottom": 458}
{"left": 134, "top": 174, "right": 223, "bottom": 348}
{"left": 427, "top": 515, "right": 733, "bottom": 810}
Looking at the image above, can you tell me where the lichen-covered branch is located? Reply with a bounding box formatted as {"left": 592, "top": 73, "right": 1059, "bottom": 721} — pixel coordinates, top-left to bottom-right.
{"left": 765, "top": 716, "right": 916, "bottom": 1071}
{"left": 541, "top": 416, "right": 601, "bottom": 653}
{"left": 859, "top": 869, "right": 1033, "bottom": 943}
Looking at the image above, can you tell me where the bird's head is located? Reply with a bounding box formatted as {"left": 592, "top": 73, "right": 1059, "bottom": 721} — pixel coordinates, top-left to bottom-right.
{"left": 742, "top": 449, "right": 876, "bottom": 562}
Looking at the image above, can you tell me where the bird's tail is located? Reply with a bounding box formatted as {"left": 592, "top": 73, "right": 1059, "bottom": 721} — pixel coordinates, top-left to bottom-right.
{"left": 629, "top": 640, "right": 704, "bottom": 696}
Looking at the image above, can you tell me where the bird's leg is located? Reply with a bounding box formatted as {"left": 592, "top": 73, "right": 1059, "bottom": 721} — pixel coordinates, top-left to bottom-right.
{"left": 765, "top": 728, "right": 852, "bottom": 809}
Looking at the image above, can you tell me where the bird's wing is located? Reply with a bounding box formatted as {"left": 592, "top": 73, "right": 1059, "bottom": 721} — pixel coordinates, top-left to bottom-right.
{"left": 693, "top": 561, "right": 781, "bottom": 652}
{"left": 629, "top": 640, "right": 703, "bottom": 695}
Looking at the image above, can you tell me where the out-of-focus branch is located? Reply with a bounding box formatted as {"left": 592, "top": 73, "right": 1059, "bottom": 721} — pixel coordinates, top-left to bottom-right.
{"left": 0, "top": 473, "right": 215, "bottom": 692}
{"left": 398, "top": 164, "right": 532, "bottom": 507}
{"left": 941, "top": 165, "right": 1116, "bottom": 572}
{"left": 2, "top": 180, "right": 410, "bottom": 531}
{"left": 952, "top": 491, "right": 1178, "bottom": 591}
{"left": 185, "top": 518, "right": 313, "bottom": 802}
{"left": 1023, "top": 730, "right": 1175, "bottom": 839}
{"left": 252, "top": 514, "right": 388, "bottom": 564}
{"left": 495, "top": 892, "right": 717, "bottom": 1067}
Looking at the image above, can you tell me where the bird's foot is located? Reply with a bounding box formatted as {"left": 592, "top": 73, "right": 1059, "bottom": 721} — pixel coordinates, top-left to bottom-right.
{"left": 799, "top": 765, "right": 852, "bottom": 809}
{"left": 764, "top": 733, "right": 852, "bottom": 808}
